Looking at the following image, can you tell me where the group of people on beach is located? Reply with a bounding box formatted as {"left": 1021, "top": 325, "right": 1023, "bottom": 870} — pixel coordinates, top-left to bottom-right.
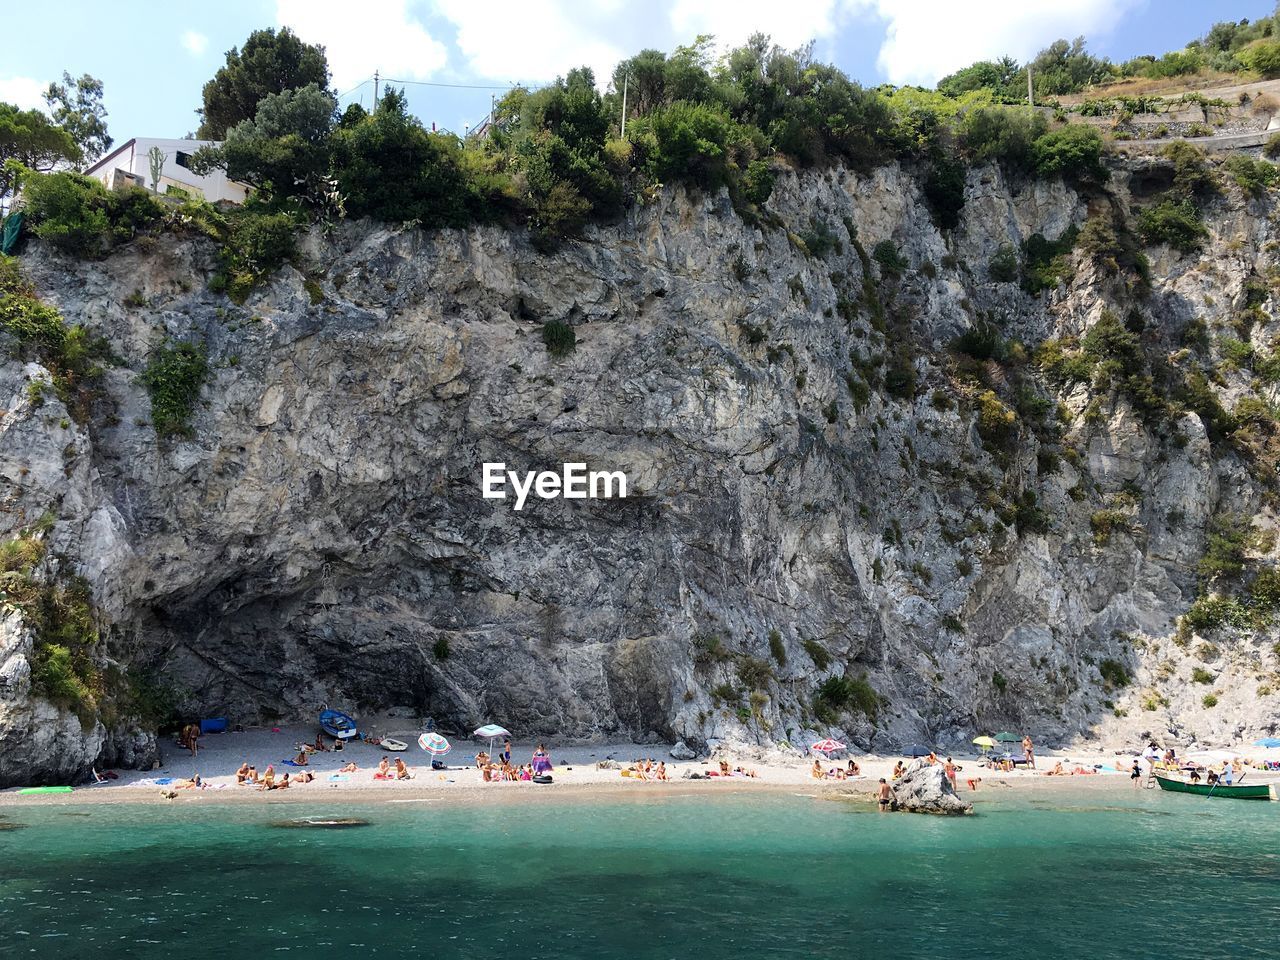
{"left": 476, "top": 741, "right": 554, "bottom": 782}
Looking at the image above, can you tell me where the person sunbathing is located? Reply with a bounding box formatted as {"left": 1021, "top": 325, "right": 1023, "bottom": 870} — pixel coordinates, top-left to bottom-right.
{"left": 313, "top": 734, "right": 328, "bottom": 752}
{"left": 272, "top": 772, "right": 291, "bottom": 790}
{"left": 926, "top": 752, "right": 938, "bottom": 765}
{"left": 395, "top": 758, "right": 411, "bottom": 780}
{"left": 892, "top": 761, "right": 905, "bottom": 779}
{"left": 235, "top": 763, "right": 251, "bottom": 784}
{"left": 246, "top": 765, "right": 258, "bottom": 783}
{"left": 339, "top": 762, "right": 359, "bottom": 773}
{"left": 519, "top": 765, "right": 532, "bottom": 781}
{"left": 294, "top": 771, "right": 315, "bottom": 784}
{"left": 734, "top": 766, "right": 758, "bottom": 778}
{"left": 475, "top": 751, "right": 491, "bottom": 769}
{"left": 847, "top": 760, "right": 860, "bottom": 777}
{"left": 294, "top": 750, "right": 309, "bottom": 766}
{"left": 176, "top": 774, "right": 204, "bottom": 789}
{"left": 481, "top": 763, "right": 494, "bottom": 783}
{"left": 1045, "top": 761, "right": 1065, "bottom": 776}
{"left": 812, "top": 759, "right": 824, "bottom": 779}
{"left": 376, "top": 758, "right": 391, "bottom": 777}
{"left": 258, "top": 766, "right": 275, "bottom": 790}
{"left": 657, "top": 761, "right": 669, "bottom": 781}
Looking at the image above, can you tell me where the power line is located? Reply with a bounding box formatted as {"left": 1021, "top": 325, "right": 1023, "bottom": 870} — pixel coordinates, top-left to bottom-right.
{"left": 382, "top": 76, "right": 544, "bottom": 91}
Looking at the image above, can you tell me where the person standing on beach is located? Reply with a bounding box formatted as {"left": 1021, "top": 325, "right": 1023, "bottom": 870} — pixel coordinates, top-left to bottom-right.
{"left": 1130, "top": 759, "right": 1142, "bottom": 787}
{"left": 502, "top": 739, "right": 512, "bottom": 764}
{"left": 1022, "top": 735, "right": 1035, "bottom": 769}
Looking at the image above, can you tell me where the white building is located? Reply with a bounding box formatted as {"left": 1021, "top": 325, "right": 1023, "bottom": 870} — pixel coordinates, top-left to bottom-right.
{"left": 84, "top": 137, "right": 248, "bottom": 204}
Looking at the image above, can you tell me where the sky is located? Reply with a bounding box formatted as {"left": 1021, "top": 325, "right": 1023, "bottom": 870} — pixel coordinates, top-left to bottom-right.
{"left": 1, "top": 0, "right": 1276, "bottom": 156}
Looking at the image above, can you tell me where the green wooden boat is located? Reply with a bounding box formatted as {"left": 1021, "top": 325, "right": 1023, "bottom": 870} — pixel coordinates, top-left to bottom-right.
{"left": 1153, "top": 771, "right": 1275, "bottom": 800}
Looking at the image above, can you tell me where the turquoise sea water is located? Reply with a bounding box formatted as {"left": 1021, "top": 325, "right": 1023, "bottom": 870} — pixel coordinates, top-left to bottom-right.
{"left": 1, "top": 788, "right": 1277, "bottom": 959}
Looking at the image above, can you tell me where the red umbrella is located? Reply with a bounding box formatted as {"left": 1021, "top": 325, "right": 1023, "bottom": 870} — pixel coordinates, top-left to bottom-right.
{"left": 811, "top": 739, "right": 847, "bottom": 754}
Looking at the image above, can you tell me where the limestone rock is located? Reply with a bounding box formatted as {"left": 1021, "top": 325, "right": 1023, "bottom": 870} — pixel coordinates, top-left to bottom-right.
{"left": 890, "top": 759, "right": 974, "bottom": 815}
{"left": 670, "top": 740, "right": 697, "bottom": 760}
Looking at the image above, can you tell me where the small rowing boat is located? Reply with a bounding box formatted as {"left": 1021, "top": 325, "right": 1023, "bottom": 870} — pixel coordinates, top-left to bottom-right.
{"left": 1153, "top": 771, "right": 1275, "bottom": 800}
{"left": 379, "top": 737, "right": 408, "bottom": 752}
{"left": 319, "top": 709, "right": 358, "bottom": 740}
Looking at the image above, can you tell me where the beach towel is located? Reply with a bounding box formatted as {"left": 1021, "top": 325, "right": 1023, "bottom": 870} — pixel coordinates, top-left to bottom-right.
{"left": 283, "top": 760, "right": 306, "bottom": 767}
{"left": 373, "top": 773, "right": 393, "bottom": 780}
{"left": 154, "top": 777, "right": 174, "bottom": 785}
{"left": 327, "top": 774, "right": 350, "bottom": 782}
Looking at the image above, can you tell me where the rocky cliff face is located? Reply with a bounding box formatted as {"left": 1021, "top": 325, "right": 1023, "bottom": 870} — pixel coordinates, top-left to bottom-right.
{"left": 2, "top": 158, "right": 1279, "bottom": 785}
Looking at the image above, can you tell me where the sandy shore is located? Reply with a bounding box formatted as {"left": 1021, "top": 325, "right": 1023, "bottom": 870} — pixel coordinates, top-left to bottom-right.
{"left": 6, "top": 723, "right": 1256, "bottom": 807}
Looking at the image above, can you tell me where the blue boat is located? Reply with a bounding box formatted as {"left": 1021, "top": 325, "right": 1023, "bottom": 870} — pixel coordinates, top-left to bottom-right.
{"left": 319, "top": 709, "right": 358, "bottom": 740}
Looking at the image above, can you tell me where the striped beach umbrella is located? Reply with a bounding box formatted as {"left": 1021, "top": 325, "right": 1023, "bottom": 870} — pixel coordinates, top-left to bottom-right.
{"left": 811, "top": 739, "right": 846, "bottom": 755}
{"left": 418, "top": 732, "right": 450, "bottom": 756}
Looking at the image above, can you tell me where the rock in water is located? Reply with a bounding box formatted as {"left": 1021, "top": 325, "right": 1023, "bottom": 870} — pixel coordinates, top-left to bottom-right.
{"left": 890, "top": 759, "right": 973, "bottom": 815}
{"left": 670, "top": 740, "right": 696, "bottom": 760}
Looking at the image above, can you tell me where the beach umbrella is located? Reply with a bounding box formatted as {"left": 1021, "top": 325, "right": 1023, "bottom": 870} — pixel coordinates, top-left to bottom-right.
{"left": 418, "top": 732, "right": 450, "bottom": 756}
{"left": 904, "top": 744, "right": 933, "bottom": 758}
{"left": 811, "top": 738, "right": 846, "bottom": 755}
{"left": 973, "top": 735, "right": 997, "bottom": 753}
{"left": 473, "top": 724, "right": 511, "bottom": 757}
{"left": 993, "top": 731, "right": 1020, "bottom": 743}
{"left": 1252, "top": 737, "right": 1280, "bottom": 748}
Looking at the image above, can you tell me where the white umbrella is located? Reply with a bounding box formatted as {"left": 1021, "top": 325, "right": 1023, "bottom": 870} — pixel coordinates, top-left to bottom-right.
{"left": 473, "top": 724, "right": 511, "bottom": 758}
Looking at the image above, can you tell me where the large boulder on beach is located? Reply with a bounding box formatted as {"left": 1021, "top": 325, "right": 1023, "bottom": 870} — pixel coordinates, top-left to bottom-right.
{"left": 890, "top": 759, "right": 973, "bottom": 815}
{"left": 670, "top": 740, "right": 697, "bottom": 760}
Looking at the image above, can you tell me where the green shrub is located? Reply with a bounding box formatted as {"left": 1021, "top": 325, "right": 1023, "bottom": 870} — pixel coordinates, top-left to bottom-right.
{"left": 1198, "top": 513, "right": 1257, "bottom": 580}
{"left": 768, "top": 629, "right": 786, "bottom": 667}
{"left": 22, "top": 170, "right": 162, "bottom": 257}
{"left": 1030, "top": 125, "right": 1106, "bottom": 182}
{"left": 1201, "top": 693, "right": 1219, "bottom": 708}
{"left": 992, "top": 670, "right": 1007, "bottom": 693}
{"left": 1099, "top": 659, "right": 1131, "bottom": 687}
{"left": 1239, "top": 39, "right": 1280, "bottom": 78}
{"left": 1184, "top": 593, "right": 1248, "bottom": 631}
{"left": 542, "top": 319, "right": 576, "bottom": 358}
{"left": 1223, "top": 154, "right": 1278, "bottom": 198}
{"left": 1191, "top": 666, "right": 1214, "bottom": 684}
{"left": 1265, "top": 133, "right": 1280, "bottom": 160}
{"left": 0, "top": 255, "right": 107, "bottom": 416}
{"left": 1021, "top": 226, "right": 1078, "bottom": 294}
{"left": 1160, "top": 140, "right": 1217, "bottom": 202}
{"left": 815, "top": 673, "right": 881, "bottom": 722}
{"left": 1249, "top": 567, "right": 1280, "bottom": 606}
{"left": 975, "top": 389, "right": 1017, "bottom": 451}
{"left": 988, "top": 243, "right": 1018, "bottom": 282}
{"left": 210, "top": 209, "right": 301, "bottom": 303}
{"left": 1, "top": 526, "right": 102, "bottom": 721}
{"left": 1090, "top": 509, "right": 1130, "bottom": 545}
{"left": 872, "top": 239, "right": 908, "bottom": 278}
{"left": 1137, "top": 199, "right": 1207, "bottom": 252}
{"left": 802, "top": 637, "right": 831, "bottom": 670}
{"left": 137, "top": 342, "right": 209, "bottom": 438}
{"left": 432, "top": 636, "right": 450, "bottom": 660}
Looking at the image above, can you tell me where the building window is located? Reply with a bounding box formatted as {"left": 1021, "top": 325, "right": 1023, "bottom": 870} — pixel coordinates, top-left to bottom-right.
{"left": 175, "top": 151, "right": 191, "bottom": 170}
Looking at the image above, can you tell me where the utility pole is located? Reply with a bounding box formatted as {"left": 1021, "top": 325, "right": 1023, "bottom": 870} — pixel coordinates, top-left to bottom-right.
{"left": 373, "top": 70, "right": 380, "bottom": 109}
{"left": 1027, "top": 66, "right": 1033, "bottom": 107}
{"left": 620, "top": 73, "right": 629, "bottom": 138}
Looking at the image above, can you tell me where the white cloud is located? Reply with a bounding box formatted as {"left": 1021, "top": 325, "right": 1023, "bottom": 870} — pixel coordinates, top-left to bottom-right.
{"left": 0, "top": 76, "right": 46, "bottom": 111}
{"left": 668, "top": 0, "right": 846, "bottom": 51}
{"left": 860, "top": 0, "right": 1144, "bottom": 87}
{"left": 181, "top": 30, "right": 209, "bottom": 57}
{"left": 436, "top": 0, "right": 627, "bottom": 86}
{"left": 276, "top": 0, "right": 448, "bottom": 90}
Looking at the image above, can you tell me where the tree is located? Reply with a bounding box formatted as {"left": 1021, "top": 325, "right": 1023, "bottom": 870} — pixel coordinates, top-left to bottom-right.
{"left": 192, "top": 83, "right": 336, "bottom": 197}
{"left": 0, "top": 103, "right": 80, "bottom": 200}
{"left": 197, "top": 27, "right": 330, "bottom": 139}
{"left": 43, "top": 72, "right": 112, "bottom": 166}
